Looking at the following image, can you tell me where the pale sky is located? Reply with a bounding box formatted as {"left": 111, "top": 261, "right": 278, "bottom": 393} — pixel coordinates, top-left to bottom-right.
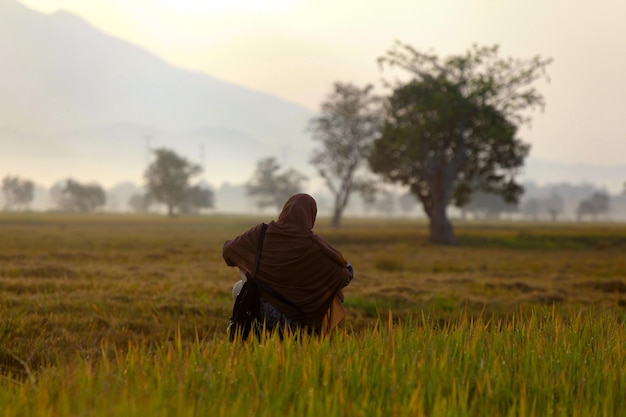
{"left": 15, "top": 0, "right": 626, "bottom": 190}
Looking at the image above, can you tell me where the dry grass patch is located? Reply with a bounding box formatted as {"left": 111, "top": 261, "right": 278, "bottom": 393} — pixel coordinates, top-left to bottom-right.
{"left": 1, "top": 213, "right": 625, "bottom": 373}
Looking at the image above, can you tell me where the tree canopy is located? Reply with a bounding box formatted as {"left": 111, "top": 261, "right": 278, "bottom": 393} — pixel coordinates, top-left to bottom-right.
{"left": 145, "top": 148, "right": 202, "bottom": 217}
{"left": 543, "top": 193, "right": 565, "bottom": 222}
{"left": 57, "top": 179, "right": 106, "bottom": 213}
{"left": 128, "top": 193, "right": 153, "bottom": 214}
{"left": 369, "top": 42, "right": 552, "bottom": 244}
{"left": 521, "top": 194, "right": 564, "bottom": 221}
{"left": 577, "top": 192, "right": 610, "bottom": 221}
{"left": 308, "top": 82, "right": 382, "bottom": 227}
{"left": 2, "top": 175, "right": 34, "bottom": 211}
{"left": 181, "top": 185, "right": 215, "bottom": 214}
{"left": 246, "top": 157, "right": 308, "bottom": 212}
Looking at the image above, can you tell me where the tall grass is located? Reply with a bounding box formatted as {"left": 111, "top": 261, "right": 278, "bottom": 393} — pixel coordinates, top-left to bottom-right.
{"left": 1, "top": 214, "right": 625, "bottom": 415}
{"left": 1, "top": 311, "right": 623, "bottom": 416}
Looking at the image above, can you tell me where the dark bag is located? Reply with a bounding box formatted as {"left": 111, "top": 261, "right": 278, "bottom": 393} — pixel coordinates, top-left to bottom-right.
{"left": 228, "top": 279, "right": 262, "bottom": 341}
{"left": 228, "top": 223, "right": 268, "bottom": 342}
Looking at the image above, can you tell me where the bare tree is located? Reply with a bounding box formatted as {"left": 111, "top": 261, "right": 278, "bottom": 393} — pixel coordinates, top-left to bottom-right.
{"left": 308, "top": 82, "right": 382, "bottom": 227}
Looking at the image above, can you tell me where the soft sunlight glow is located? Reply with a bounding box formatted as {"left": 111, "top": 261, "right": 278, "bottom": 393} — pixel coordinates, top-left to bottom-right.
{"left": 158, "top": 0, "right": 295, "bottom": 13}
{"left": 9, "top": 0, "right": 626, "bottom": 180}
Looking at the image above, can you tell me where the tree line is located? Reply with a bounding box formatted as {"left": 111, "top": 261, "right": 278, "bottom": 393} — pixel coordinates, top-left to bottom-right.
{"left": 1, "top": 149, "right": 215, "bottom": 216}
{"left": 459, "top": 189, "right": 612, "bottom": 222}
{"left": 4, "top": 41, "right": 626, "bottom": 244}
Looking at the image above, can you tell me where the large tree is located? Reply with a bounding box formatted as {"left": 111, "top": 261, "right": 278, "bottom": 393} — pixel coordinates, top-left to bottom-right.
{"left": 308, "top": 82, "right": 382, "bottom": 227}
{"left": 145, "top": 148, "right": 202, "bottom": 217}
{"left": 246, "top": 156, "right": 308, "bottom": 212}
{"left": 369, "top": 42, "right": 551, "bottom": 244}
{"left": 2, "top": 175, "right": 34, "bottom": 211}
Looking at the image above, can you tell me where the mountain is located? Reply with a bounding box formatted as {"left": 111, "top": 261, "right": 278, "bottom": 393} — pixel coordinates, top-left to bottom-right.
{"left": 1, "top": 0, "right": 622, "bottom": 195}
{"left": 0, "top": 0, "right": 315, "bottom": 186}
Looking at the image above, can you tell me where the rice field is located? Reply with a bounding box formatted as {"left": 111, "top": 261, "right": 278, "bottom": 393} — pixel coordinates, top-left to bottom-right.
{"left": 1, "top": 213, "right": 625, "bottom": 416}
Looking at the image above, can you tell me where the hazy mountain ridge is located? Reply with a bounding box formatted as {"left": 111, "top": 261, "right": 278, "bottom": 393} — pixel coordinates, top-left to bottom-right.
{"left": 0, "top": 0, "right": 314, "bottom": 135}
{"left": 0, "top": 0, "right": 623, "bottom": 195}
{"left": 1, "top": 0, "right": 315, "bottom": 186}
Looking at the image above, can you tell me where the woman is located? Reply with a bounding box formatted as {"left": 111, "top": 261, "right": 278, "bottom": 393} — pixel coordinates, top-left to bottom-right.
{"left": 223, "top": 193, "right": 354, "bottom": 335}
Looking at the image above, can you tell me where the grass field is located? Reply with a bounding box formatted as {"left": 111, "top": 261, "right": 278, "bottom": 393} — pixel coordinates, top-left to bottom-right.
{"left": 1, "top": 213, "right": 625, "bottom": 416}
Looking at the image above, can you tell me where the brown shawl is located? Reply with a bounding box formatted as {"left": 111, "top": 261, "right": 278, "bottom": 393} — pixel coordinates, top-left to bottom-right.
{"left": 223, "top": 193, "right": 351, "bottom": 328}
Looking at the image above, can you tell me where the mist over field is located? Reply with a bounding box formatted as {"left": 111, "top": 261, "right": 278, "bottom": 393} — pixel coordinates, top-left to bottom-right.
{"left": 0, "top": 0, "right": 314, "bottom": 190}
{"left": 2, "top": 2, "right": 625, "bottom": 414}
{"left": 1, "top": 0, "right": 625, "bottom": 218}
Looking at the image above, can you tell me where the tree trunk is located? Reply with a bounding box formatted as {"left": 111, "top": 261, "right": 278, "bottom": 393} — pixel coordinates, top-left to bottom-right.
{"left": 428, "top": 202, "right": 455, "bottom": 245}
{"left": 421, "top": 163, "right": 457, "bottom": 245}
{"left": 331, "top": 195, "right": 344, "bottom": 228}
{"left": 331, "top": 208, "right": 342, "bottom": 228}
{"left": 330, "top": 187, "right": 351, "bottom": 228}
{"left": 167, "top": 203, "right": 175, "bottom": 217}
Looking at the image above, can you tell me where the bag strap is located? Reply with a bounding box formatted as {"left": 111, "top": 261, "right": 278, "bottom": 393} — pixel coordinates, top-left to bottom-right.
{"left": 249, "top": 223, "right": 304, "bottom": 314}
{"left": 248, "top": 223, "right": 268, "bottom": 281}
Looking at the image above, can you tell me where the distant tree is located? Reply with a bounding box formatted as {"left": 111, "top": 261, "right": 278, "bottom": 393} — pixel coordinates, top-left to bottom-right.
{"left": 590, "top": 192, "right": 610, "bottom": 217}
{"left": 398, "top": 191, "right": 419, "bottom": 216}
{"left": 128, "top": 193, "right": 152, "bottom": 213}
{"left": 49, "top": 180, "right": 66, "bottom": 209}
{"left": 360, "top": 191, "right": 377, "bottom": 217}
{"left": 543, "top": 192, "right": 564, "bottom": 221}
{"left": 246, "top": 157, "right": 307, "bottom": 212}
{"left": 577, "top": 192, "right": 610, "bottom": 221}
{"left": 57, "top": 179, "right": 106, "bottom": 212}
{"left": 2, "top": 175, "right": 34, "bottom": 210}
{"left": 369, "top": 42, "right": 551, "bottom": 244}
{"left": 308, "top": 82, "right": 383, "bottom": 227}
{"left": 461, "top": 190, "right": 518, "bottom": 220}
{"left": 181, "top": 185, "right": 215, "bottom": 214}
{"left": 145, "top": 148, "right": 202, "bottom": 217}
{"left": 374, "top": 191, "right": 396, "bottom": 216}
{"left": 106, "top": 182, "right": 141, "bottom": 212}
{"left": 214, "top": 182, "right": 248, "bottom": 213}
{"left": 521, "top": 198, "right": 542, "bottom": 221}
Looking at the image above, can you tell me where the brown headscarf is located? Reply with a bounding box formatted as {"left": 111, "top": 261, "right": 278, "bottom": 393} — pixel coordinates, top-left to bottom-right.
{"left": 223, "top": 193, "right": 351, "bottom": 329}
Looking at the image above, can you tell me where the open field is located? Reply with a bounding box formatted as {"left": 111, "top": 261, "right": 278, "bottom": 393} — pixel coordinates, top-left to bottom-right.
{"left": 1, "top": 213, "right": 625, "bottom": 416}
